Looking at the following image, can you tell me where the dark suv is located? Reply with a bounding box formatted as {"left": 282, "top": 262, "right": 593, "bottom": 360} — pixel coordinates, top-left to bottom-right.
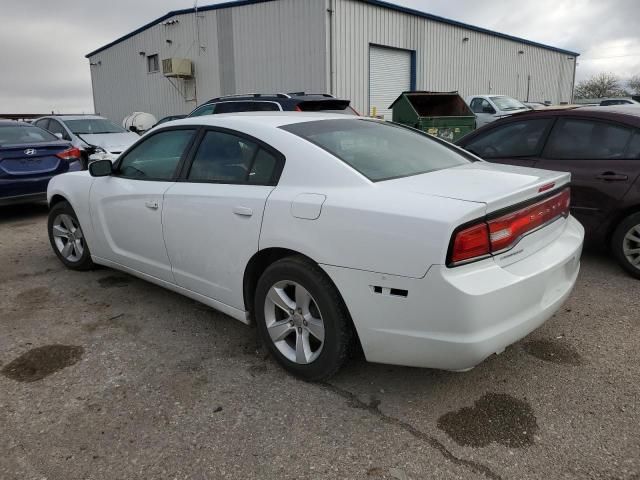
{"left": 457, "top": 105, "right": 640, "bottom": 278}
{"left": 187, "top": 92, "right": 357, "bottom": 117}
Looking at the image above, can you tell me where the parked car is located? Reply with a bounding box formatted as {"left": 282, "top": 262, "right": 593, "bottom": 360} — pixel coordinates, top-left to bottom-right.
{"left": 47, "top": 113, "right": 583, "bottom": 379}
{"left": 187, "top": 92, "right": 358, "bottom": 117}
{"left": 0, "top": 120, "right": 81, "bottom": 206}
{"left": 153, "top": 115, "right": 187, "bottom": 127}
{"left": 599, "top": 98, "right": 640, "bottom": 106}
{"left": 33, "top": 115, "right": 139, "bottom": 167}
{"left": 457, "top": 105, "right": 640, "bottom": 278}
{"left": 466, "top": 95, "right": 530, "bottom": 127}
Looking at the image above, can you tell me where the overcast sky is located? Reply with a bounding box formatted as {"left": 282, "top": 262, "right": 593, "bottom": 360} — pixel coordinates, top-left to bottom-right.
{"left": 1, "top": 0, "right": 638, "bottom": 113}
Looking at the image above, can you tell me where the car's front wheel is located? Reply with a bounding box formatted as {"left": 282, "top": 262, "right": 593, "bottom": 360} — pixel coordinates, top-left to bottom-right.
{"left": 612, "top": 212, "right": 640, "bottom": 279}
{"left": 254, "top": 256, "right": 353, "bottom": 380}
{"left": 48, "top": 201, "right": 94, "bottom": 270}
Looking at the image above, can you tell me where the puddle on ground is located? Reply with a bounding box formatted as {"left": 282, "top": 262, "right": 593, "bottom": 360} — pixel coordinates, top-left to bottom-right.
{"left": 522, "top": 339, "right": 583, "bottom": 366}
{"left": 437, "top": 392, "right": 538, "bottom": 448}
{"left": 1, "top": 345, "right": 84, "bottom": 382}
{"left": 98, "top": 275, "right": 131, "bottom": 288}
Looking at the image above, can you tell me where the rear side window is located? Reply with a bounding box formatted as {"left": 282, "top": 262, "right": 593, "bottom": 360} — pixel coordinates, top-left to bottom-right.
{"left": 545, "top": 118, "right": 633, "bottom": 159}
{"left": 189, "top": 104, "right": 216, "bottom": 117}
{"left": 626, "top": 131, "right": 640, "bottom": 159}
{"left": 187, "top": 130, "right": 280, "bottom": 185}
{"left": 214, "top": 102, "right": 280, "bottom": 114}
{"left": 117, "top": 129, "right": 194, "bottom": 180}
{"left": 281, "top": 119, "right": 469, "bottom": 182}
{"left": 464, "top": 119, "right": 551, "bottom": 158}
{"left": 0, "top": 125, "right": 58, "bottom": 144}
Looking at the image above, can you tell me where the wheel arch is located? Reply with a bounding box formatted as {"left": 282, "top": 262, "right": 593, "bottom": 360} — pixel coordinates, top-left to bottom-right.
{"left": 242, "top": 247, "right": 362, "bottom": 349}
{"left": 605, "top": 204, "right": 640, "bottom": 247}
{"left": 49, "top": 194, "right": 69, "bottom": 208}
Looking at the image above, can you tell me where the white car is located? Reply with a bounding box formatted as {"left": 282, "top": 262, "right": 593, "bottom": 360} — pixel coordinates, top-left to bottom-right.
{"left": 46, "top": 113, "right": 584, "bottom": 380}
{"left": 33, "top": 115, "right": 140, "bottom": 166}
{"left": 466, "top": 95, "right": 530, "bottom": 128}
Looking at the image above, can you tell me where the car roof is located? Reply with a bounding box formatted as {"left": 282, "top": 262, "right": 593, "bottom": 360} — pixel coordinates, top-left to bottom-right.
{"left": 163, "top": 111, "right": 359, "bottom": 129}
{"left": 39, "top": 115, "right": 106, "bottom": 121}
{"left": 202, "top": 93, "right": 343, "bottom": 105}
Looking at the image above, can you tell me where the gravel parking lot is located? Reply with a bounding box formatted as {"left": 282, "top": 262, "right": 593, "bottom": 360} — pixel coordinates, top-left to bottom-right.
{"left": 1, "top": 203, "right": 638, "bottom": 480}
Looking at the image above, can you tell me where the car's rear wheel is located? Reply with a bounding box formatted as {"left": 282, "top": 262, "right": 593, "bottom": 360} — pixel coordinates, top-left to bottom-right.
{"left": 612, "top": 212, "right": 640, "bottom": 279}
{"left": 48, "top": 201, "right": 94, "bottom": 270}
{"left": 254, "top": 256, "right": 352, "bottom": 380}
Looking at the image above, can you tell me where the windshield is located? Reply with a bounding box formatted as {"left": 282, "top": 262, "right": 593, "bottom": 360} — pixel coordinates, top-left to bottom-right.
{"left": 0, "top": 125, "right": 58, "bottom": 145}
{"left": 281, "top": 119, "right": 470, "bottom": 182}
{"left": 490, "top": 96, "right": 527, "bottom": 111}
{"left": 65, "top": 118, "right": 126, "bottom": 134}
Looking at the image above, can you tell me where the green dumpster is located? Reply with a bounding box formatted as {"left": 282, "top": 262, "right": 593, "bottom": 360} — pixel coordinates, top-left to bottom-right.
{"left": 389, "top": 91, "right": 476, "bottom": 143}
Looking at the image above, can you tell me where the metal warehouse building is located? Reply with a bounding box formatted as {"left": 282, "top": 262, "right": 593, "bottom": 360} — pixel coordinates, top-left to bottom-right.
{"left": 86, "top": 0, "right": 579, "bottom": 123}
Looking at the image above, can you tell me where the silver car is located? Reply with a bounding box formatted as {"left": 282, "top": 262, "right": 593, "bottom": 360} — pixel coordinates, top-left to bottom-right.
{"left": 466, "top": 95, "right": 530, "bottom": 128}
{"left": 33, "top": 115, "right": 140, "bottom": 167}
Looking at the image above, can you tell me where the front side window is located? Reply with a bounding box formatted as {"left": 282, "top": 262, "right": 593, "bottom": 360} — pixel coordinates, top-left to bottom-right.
{"left": 545, "top": 118, "right": 633, "bottom": 160}
{"left": 47, "top": 120, "right": 69, "bottom": 139}
{"left": 188, "top": 130, "right": 279, "bottom": 184}
{"left": 117, "top": 129, "right": 194, "bottom": 180}
{"left": 147, "top": 54, "right": 159, "bottom": 73}
{"left": 281, "top": 119, "right": 469, "bottom": 182}
{"left": 64, "top": 118, "right": 126, "bottom": 134}
{"left": 464, "top": 119, "right": 552, "bottom": 158}
{"left": 34, "top": 119, "right": 50, "bottom": 130}
{"left": 470, "top": 98, "right": 495, "bottom": 114}
{"left": 0, "top": 125, "right": 58, "bottom": 144}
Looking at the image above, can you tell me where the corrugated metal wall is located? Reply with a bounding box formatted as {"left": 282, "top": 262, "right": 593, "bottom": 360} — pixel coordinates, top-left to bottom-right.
{"left": 331, "top": 0, "right": 576, "bottom": 115}
{"left": 88, "top": 0, "right": 326, "bottom": 123}
{"left": 88, "top": 0, "right": 576, "bottom": 123}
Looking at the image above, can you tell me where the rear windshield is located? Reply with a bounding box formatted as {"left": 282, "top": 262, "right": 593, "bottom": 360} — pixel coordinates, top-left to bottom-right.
{"left": 0, "top": 125, "right": 58, "bottom": 145}
{"left": 65, "top": 118, "right": 126, "bottom": 134}
{"left": 297, "top": 100, "right": 353, "bottom": 114}
{"left": 281, "top": 119, "right": 469, "bottom": 182}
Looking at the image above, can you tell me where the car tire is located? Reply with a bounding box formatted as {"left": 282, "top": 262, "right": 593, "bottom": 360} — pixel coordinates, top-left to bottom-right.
{"left": 254, "top": 256, "right": 353, "bottom": 381}
{"left": 611, "top": 212, "right": 640, "bottom": 279}
{"left": 48, "top": 201, "right": 94, "bottom": 271}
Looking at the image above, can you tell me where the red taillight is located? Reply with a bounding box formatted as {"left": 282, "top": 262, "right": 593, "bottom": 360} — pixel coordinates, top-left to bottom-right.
{"left": 450, "top": 223, "right": 490, "bottom": 264}
{"left": 448, "top": 188, "right": 571, "bottom": 266}
{"left": 294, "top": 105, "right": 302, "bottom": 112}
{"left": 56, "top": 147, "right": 82, "bottom": 161}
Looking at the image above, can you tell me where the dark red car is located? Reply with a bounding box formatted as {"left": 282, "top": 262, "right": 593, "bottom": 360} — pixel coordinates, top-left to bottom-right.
{"left": 457, "top": 105, "right": 640, "bottom": 279}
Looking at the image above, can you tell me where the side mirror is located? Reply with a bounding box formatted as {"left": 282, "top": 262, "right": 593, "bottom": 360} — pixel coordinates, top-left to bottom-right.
{"left": 129, "top": 125, "right": 139, "bottom": 134}
{"left": 54, "top": 132, "right": 63, "bottom": 139}
{"left": 88, "top": 159, "right": 113, "bottom": 177}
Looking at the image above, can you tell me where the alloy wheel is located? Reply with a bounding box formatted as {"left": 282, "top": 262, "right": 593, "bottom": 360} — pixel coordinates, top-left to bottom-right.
{"left": 264, "top": 280, "right": 325, "bottom": 364}
{"left": 52, "top": 213, "right": 84, "bottom": 262}
{"left": 623, "top": 223, "right": 640, "bottom": 270}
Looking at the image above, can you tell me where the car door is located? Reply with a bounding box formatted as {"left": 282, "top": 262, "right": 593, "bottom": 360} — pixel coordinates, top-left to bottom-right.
{"left": 162, "top": 128, "right": 284, "bottom": 309}
{"left": 538, "top": 117, "right": 639, "bottom": 233}
{"left": 461, "top": 117, "right": 553, "bottom": 168}
{"left": 89, "top": 127, "right": 197, "bottom": 281}
{"left": 470, "top": 98, "right": 496, "bottom": 127}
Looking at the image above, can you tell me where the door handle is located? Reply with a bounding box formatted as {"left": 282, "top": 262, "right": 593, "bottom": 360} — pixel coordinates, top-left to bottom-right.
{"left": 145, "top": 200, "right": 159, "bottom": 210}
{"left": 595, "top": 172, "right": 628, "bottom": 181}
{"left": 233, "top": 206, "right": 253, "bottom": 217}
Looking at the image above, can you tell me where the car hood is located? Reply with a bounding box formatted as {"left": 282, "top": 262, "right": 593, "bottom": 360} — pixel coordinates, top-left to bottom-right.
{"left": 78, "top": 132, "right": 139, "bottom": 153}
{"left": 379, "top": 162, "right": 570, "bottom": 214}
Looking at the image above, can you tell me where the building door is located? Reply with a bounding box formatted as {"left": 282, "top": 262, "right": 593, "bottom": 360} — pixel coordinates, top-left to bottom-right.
{"left": 369, "top": 46, "right": 412, "bottom": 120}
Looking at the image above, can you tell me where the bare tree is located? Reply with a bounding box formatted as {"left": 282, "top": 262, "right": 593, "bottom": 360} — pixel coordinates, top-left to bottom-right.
{"left": 627, "top": 75, "right": 640, "bottom": 95}
{"left": 574, "top": 73, "right": 627, "bottom": 99}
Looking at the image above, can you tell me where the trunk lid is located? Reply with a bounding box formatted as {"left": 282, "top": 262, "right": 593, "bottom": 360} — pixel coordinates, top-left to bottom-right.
{"left": 0, "top": 142, "right": 69, "bottom": 176}
{"left": 380, "top": 162, "right": 570, "bottom": 214}
{"left": 380, "top": 162, "right": 572, "bottom": 266}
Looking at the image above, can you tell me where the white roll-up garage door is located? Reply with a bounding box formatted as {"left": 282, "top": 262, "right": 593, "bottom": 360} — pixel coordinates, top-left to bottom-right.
{"left": 369, "top": 46, "right": 412, "bottom": 120}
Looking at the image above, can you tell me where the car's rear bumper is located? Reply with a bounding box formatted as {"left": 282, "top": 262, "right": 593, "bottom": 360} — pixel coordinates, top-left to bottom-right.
{"left": 0, "top": 192, "right": 47, "bottom": 206}
{"left": 0, "top": 163, "right": 81, "bottom": 205}
{"left": 321, "top": 216, "right": 584, "bottom": 371}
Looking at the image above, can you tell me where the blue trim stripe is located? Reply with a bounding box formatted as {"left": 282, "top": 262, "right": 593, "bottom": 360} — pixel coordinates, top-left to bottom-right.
{"left": 410, "top": 50, "right": 417, "bottom": 91}
{"left": 86, "top": 0, "right": 580, "bottom": 59}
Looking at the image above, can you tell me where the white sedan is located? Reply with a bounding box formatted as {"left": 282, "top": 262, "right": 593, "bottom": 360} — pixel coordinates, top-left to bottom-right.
{"left": 46, "top": 113, "right": 584, "bottom": 380}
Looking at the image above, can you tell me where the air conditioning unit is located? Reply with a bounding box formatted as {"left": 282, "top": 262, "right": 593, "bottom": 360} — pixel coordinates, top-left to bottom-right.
{"left": 162, "top": 58, "right": 193, "bottom": 77}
